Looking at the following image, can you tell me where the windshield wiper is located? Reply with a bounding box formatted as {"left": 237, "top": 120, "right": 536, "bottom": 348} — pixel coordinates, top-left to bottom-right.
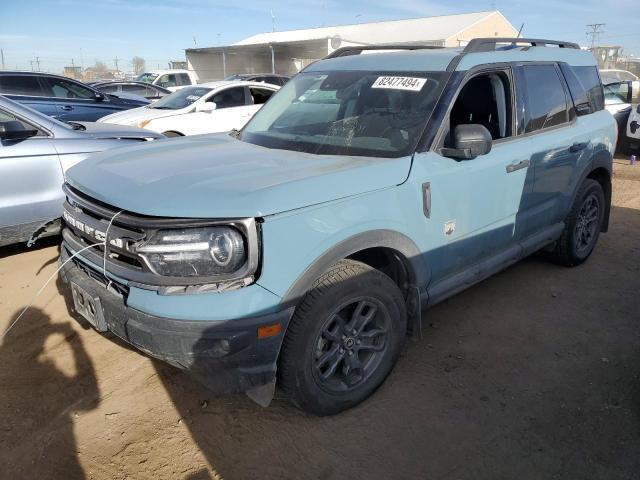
{"left": 229, "top": 128, "right": 241, "bottom": 139}
{"left": 150, "top": 106, "right": 173, "bottom": 110}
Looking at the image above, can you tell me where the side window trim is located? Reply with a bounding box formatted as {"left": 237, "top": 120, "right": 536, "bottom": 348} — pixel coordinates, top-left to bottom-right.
{"left": 433, "top": 65, "right": 517, "bottom": 152}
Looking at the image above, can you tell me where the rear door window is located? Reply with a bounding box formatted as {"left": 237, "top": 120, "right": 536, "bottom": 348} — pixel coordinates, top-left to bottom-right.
{"left": 157, "top": 74, "right": 177, "bottom": 88}
{"left": 249, "top": 87, "right": 276, "bottom": 105}
{"left": 122, "top": 84, "right": 151, "bottom": 97}
{"left": 177, "top": 73, "right": 191, "bottom": 86}
{"left": 0, "top": 75, "right": 45, "bottom": 96}
{"left": 212, "top": 87, "right": 247, "bottom": 108}
{"left": 520, "top": 65, "right": 569, "bottom": 133}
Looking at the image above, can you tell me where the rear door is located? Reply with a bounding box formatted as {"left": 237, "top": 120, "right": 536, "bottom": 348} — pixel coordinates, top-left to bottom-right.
{"left": 515, "top": 63, "right": 594, "bottom": 235}
{"left": 0, "top": 74, "right": 59, "bottom": 117}
{"left": 0, "top": 107, "right": 63, "bottom": 243}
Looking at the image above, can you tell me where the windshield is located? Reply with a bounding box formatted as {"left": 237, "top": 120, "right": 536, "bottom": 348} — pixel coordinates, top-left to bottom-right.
{"left": 240, "top": 70, "right": 447, "bottom": 157}
{"left": 149, "top": 86, "right": 212, "bottom": 110}
{"left": 136, "top": 72, "right": 159, "bottom": 84}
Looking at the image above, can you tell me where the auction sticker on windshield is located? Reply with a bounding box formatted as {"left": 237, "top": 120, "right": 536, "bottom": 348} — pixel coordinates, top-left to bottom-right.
{"left": 371, "top": 76, "right": 427, "bottom": 91}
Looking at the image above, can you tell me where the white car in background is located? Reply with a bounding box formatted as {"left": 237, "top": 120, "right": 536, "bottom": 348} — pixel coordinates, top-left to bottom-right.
{"left": 98, "top": 81, "right": 279, "bottom": 137}
{"left": 135, "top": 69, "right": 199, "bottom": 92}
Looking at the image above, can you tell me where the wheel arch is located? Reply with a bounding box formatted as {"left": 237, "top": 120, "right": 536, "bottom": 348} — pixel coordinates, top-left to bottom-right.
{"left": 583, "top": 150, "right": 613, "bottom": 232}
{"left": 279, "top": 229, "right": 429, "bottom": 339}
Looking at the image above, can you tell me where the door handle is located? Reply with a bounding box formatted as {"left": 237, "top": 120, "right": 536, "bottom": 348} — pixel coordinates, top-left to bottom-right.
{"left": 61, "top": 105, "right": 74, "bottom": 111}
{"left": 569, "top": 142, "right": 588, "bottom": 153}
{"left": 506, "top": 159, "right": 530, "bottom": 173}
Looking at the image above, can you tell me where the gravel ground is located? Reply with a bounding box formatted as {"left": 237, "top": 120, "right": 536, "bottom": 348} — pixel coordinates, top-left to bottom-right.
{"left": 0, "top": 160, "right": 639, "bottom": 480}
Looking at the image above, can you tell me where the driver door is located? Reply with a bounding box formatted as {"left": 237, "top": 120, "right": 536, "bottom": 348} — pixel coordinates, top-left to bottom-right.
{"left": 412, "top": 69, "right": 535, "bottom": 288}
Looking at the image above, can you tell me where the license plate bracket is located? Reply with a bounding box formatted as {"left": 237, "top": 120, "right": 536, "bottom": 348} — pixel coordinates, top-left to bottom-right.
{"left": 70, "top": 282, "right": 108, "bottom": 332}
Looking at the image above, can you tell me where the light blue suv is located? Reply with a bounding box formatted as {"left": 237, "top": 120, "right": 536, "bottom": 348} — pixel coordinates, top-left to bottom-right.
{"left": 59, "top": 38, "right": 616, "bottom": 415}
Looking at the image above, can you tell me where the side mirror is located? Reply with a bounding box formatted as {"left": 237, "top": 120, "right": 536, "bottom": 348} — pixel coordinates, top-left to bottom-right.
{"left": 195, "top": 102, "right": 216, "bottom": 113}
{"left": 94, "top": 91, "right": 105, "bottom": 102}
{"left": 0, "top": 121, "right": 39, "bottom": 141}
{"left": 441, "top": 124, "right": 492, "bottom": 160}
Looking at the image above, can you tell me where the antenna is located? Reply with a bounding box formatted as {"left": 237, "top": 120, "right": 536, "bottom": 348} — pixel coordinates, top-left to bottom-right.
{"left": 517, "top": 23, "right": 525, "bottom": 38}
{"left": 270, "top": 10, "right": 276, "bottom": 32}
{"left": 586, "top": 23, "right": 605, "bottom": 49}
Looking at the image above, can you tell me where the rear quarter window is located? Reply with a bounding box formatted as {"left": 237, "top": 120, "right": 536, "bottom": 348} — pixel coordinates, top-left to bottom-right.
{"left": 560, "top": 64, "right": 605, "bottom": 115}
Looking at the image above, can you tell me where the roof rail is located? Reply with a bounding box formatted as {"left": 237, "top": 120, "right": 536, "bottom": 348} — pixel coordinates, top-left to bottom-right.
{"left": 463, "top": 37, "right": 580, "bottom": 53}
{"left": 326, "top": 44, "right": 444, "bottom": 59}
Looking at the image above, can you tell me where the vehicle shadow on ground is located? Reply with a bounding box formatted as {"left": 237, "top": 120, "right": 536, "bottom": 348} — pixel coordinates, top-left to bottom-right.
{"left": 0, "top": 305, "right": 100, "bottom": 480}
{"left": 154, "top": 206, "right": 640, "bottom": 480}
{"left": 0, "top": 235, "right": 60, "bottom": 260}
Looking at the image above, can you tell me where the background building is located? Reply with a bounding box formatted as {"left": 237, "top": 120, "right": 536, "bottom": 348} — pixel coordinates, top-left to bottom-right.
{"left": 186, "top": 10, "right": 518, "bottom": 81}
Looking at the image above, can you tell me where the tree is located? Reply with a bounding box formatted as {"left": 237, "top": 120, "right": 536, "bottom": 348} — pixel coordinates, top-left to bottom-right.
{"left": 132, "top": 56, "right": 146, "bottom": 74}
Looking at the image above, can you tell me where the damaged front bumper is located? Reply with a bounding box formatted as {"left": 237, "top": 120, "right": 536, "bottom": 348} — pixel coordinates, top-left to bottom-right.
{"left": 58, "top": 247, "right": 294, "bottom": 397}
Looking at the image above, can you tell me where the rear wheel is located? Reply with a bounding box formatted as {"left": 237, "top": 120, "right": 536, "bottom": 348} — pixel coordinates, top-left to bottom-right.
{"left": 550, "top": 179, "right": 605, "bottom": 266}
{"left": 279, "top": 260, "right": 406, "bottom": 415}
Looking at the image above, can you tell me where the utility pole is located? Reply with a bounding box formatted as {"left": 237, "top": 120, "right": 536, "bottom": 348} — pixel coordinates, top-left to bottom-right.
{"left": 35, "top": 56, "right": 41, "bottom": 71}
{"left": 586, "top": 23, "right": 605, "bottom": 49}
{"left": 113, "top": 56, "right": 120, "bottom": 72}
{"left": 1, "top": 49, "right": 5, "bottom": 70}
{"left": 29, "top": 60, "right": 34, "bottom": 71}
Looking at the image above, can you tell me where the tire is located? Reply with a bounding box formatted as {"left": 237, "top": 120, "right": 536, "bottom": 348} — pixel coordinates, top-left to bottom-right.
{"left": 162, "top": 131, "right": 183, "bottom": 137}
{"left": 279, "top": 260, "right": 407, "bottom": 415}
{"left": 550, "top": 178, "right": 605, "bottom": 267}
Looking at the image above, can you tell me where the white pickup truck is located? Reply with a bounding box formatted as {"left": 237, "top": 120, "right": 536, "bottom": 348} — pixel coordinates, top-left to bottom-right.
{"left": 135, "top": 69, "right": 199, "bottom": 92}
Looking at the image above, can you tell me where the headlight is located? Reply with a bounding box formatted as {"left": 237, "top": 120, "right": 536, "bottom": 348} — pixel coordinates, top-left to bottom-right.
{"left": 136, "top": 227, "right": 247, "bottom": 277}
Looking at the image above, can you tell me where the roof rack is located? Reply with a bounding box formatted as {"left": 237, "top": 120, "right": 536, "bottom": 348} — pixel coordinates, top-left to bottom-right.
{"left": 463, "top": 37, "right": 580, "bottom": 53}
{"left": 326, "top": 45, "right": 444, "bottom": 59}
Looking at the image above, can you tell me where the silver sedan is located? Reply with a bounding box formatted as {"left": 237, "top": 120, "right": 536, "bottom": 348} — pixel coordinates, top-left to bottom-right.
{"left": 0, "top": 95, "right": 164, "bottom": 247}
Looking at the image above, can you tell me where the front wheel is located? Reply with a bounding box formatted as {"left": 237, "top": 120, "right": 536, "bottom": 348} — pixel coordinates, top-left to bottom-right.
{"left": 550, "top": 178, "right": 605, "bottom": 266}
{"left": 279, "top": 260, "right": 407, "bottom": 415}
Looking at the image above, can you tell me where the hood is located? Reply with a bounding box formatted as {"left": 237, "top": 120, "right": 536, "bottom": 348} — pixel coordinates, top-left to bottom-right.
{"left": 98, "top": 105, "right": 177, "bottom": 126}
{"left": 66, "top": 134, "right": 412, "bottom": 218}
{"left": 76, "top": 121, "right": 164, "bottom": 140}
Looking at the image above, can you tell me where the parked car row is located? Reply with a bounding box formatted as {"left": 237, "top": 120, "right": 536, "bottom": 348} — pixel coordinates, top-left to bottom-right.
{"left": 99, "top": 81, "right": 279, "bottom": 136}
{"left": 0, "top": 71, "right": 149, "bottom": 121}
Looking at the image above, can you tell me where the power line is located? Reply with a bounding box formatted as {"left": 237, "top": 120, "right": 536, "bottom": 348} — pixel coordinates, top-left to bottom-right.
{"left": 586, "top": 23, "right": 605, "bottom": 49}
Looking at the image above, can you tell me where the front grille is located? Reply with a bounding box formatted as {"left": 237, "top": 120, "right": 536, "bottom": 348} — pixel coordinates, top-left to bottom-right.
{"left": 61, "top": 184, "right": 260, "bottom": 288}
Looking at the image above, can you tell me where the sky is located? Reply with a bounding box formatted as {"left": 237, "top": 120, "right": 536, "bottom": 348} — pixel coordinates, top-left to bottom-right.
{"left": 0, "top": 0, "right": 638, "bottom": 73}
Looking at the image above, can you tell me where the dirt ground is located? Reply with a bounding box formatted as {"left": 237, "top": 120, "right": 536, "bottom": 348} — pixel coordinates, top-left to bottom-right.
{"left": 1, "top": 160, "right": 639, "bottom": 480}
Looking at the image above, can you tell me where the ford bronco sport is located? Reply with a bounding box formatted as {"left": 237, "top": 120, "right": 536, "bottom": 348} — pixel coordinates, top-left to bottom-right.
{"left": 59, "top": 38, "right": 616, "bottom": 415}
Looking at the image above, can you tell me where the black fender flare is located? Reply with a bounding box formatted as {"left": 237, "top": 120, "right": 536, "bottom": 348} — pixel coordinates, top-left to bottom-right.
{"left": 280, "top": 229, "right": 429, "bottom": 309}
{"left": 570, "top": 149, "right": 612, "bottom": 232}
